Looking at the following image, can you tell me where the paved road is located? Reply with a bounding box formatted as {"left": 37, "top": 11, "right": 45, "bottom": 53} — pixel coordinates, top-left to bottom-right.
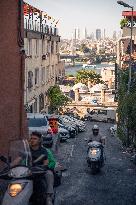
{"left": 55, "top": 122, "right": 136, "bottom": 205}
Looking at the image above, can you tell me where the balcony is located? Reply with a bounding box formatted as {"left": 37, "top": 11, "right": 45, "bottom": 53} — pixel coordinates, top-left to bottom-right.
{"left": 24, "top": 2, "right": 59, "bottom": 37}
{"left": 24, "top": 19, "right": 58, "bottom": 36}
{"left": 121, "top": 10, "right": 136, "bottom": 37}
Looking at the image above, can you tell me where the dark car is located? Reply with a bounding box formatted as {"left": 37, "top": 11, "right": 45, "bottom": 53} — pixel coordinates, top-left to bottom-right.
{"left": 58, "top": 122, "right": 76, "bottom": 138}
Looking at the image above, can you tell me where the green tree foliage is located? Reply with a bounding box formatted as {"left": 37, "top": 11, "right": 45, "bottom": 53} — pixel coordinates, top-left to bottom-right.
{"left": 120, "top": 18, "right": 129, "bottom": 29}
{"left": 47, "top": 85, "right": 69, "bottom": 113}
{"left": 76, "top": 69, "right": 104, "bottom": 85}
{"left": 67, "top": 74, "right": 74, "bottom": 77}
{"left": 118, "top": 70, "right": 136, "bottom": 147}
{"left": 80, "top": 44, "right": 90, "bottom": 53}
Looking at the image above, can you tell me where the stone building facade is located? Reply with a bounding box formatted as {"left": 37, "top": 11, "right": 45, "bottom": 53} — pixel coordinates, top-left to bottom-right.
{"left": 24, "top": 9, "right": 65, "bottom": 113}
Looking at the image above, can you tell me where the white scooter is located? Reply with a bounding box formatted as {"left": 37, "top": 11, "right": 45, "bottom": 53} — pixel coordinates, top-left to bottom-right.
{"left": 87, "top": 141, "right": 105, "bottom": 174}
{"left": 0, "top": 139, "right": 55, "bottom": 205}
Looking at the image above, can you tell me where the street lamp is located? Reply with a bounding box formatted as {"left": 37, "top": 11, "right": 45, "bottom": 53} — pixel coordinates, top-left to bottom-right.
{"left": 117, "top": 1, "right": 134, "bottom": 92}
{"left": 117, "top": 1, "right": 133, "bottom": 8}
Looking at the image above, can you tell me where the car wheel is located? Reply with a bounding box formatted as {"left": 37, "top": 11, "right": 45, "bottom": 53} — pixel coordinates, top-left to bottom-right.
{"left": 70, "top": 134, "right": 76, "bottom": 138}
{"left": 88, "top": 116, "right": 92, "bottom": 121}
{"left": 107, "top": 118, "right": 111, "bottom": 123}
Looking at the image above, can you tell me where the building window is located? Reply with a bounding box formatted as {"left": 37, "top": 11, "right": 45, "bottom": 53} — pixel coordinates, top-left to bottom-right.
{"left": 35, "top": 68, "right": 39, "bottom": 85}
{"left": 56, "top": 42, "right": 59, "bottom": 53}
{"left": 35, "top": 39, "right": 39, "bottom": 56}
{"left": 47, "top": 41, "right": 51, "bottom": 53}
{"left": 52, "top": 65, "right": 54, "bottom": 78}
{"left": 39, "top": 94, "right": 44, "bottom": 112}
{"left": 26, "top": 39, "right": 32, "bottom": 56}
{"left": 28, "top": 71, "right": 33, "bottom": 90}
{"left": 111, "top": 70, "right": 115, "bottom": 75}
{"left": 51, "top": 41, "right": 54, "bottom": 54}
{"left": 41, "top": 67, "right": 45, "bottom": 82}
{"left": 42, "top": 40, "right": 45, "bottom": 54}
{"left": 46, "top": 66, "right": 49, "bottom": 82}
{"left": 33, "top": 98, "right": 37, "bottom": 113}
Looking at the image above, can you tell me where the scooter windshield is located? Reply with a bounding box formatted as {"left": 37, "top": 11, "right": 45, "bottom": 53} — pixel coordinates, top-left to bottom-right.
{"left": 8, "top": 139, "right": 32, "bottom": 168}
{"left": 7, "top": 140, "right": 32, "bottom": 178}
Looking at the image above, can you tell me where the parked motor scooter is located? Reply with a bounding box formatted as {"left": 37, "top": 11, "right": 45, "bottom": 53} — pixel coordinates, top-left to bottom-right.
{"left": 0, "top": 139, "right": 58, "bottom": 205}
{"left": 87, "top": 141, "right": 105, "bottom": 174}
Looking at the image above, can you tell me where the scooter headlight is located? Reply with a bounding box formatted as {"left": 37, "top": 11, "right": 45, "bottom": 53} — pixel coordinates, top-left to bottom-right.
{"left": 8, "top": 183, "right": 26, "bottom": 197}
{"left": 89, "top": 148, "right": 100, "bottom": 156}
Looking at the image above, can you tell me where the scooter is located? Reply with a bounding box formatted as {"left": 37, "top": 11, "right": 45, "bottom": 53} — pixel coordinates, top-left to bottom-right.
{"left": 0, "top": 139, "right": 59, "bottom": 205}
{"left": 87, "top": 141, "right": 105, "bottom": 174}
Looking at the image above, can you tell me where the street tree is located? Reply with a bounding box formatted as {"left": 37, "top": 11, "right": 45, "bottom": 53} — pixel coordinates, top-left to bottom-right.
{"left": 80, "top": 44, "right": 90, "bottom": 54}
{"left": 76, "top": 69, "right": 104, "bottom": 85}
{"left": 47, "top": 85, "right": 70, "bottom": 113}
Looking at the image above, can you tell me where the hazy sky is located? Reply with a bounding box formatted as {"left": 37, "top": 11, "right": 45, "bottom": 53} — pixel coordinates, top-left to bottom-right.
{"left": 25, "top": 0, "right": 135, "bottom": 38}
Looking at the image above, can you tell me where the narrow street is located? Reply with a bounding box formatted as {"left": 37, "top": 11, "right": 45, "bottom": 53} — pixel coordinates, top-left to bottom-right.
{"left": 55, "top": 122, "right": 136, "bottom": 205}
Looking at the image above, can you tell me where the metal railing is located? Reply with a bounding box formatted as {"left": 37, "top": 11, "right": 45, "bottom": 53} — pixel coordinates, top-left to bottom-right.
{"left": 24, "top": 18, "right": 58, "bottom": 36}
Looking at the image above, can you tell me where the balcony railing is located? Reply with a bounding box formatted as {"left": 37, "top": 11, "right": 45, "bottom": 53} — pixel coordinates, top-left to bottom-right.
{"left": 24, "top": 18, "right": 59, "bottom": 36}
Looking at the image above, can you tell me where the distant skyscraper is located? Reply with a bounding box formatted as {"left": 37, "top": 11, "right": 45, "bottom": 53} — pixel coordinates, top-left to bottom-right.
{"left": 74, "top": 28, "right": 80, "bottom": 40}
{"left": 78, "top": 28, "right": 80, "bottom": 40}
{"left": 104, "top": 29, "right": 106, "bottom": 40}
{"left": 113, "top": 31, "right": 117, "bottom": 41}
{"left": 96, "top": 29, "right": 101, "bottom": 41}
{"left": 84, "top": 27, "right": 88, "bottom": 39}
{"left": 74, "top": 28, "right": 77, "bottom": 40}
{"left": 90, "top": 32, "right": 94, "bottom": 41}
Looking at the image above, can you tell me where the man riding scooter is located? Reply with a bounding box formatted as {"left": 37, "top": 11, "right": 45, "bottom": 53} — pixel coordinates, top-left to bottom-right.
{"left": 43, "top": 133, "right": 63, "bottom": 187}
{"left": 89, "top": 125, "right": 103, "bottom": 143}
{"left": 29, "top": 131, "right": 54, "bottom": 205}
{"left": 88, "top": 125, "right": 105, "bottom": 165}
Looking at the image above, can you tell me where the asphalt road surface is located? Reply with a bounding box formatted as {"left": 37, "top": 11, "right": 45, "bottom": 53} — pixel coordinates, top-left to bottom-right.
{"left": 55, "top": 122, "right": 136, "bottom": 205}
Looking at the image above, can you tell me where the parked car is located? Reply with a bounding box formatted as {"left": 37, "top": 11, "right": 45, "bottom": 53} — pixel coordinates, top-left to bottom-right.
{"left": 58, "top": 116, "right": 79, "bottom": 135}
{"left": 84, "top": 108, "right": 116, "bottom": 123}
{"left": 68, "top": 116, "right": 86, "bottom": 127}
{"left": 58, "top": 122, "right": 76, "bottom": 138}
{"left": 58, "top": 127, "right": 70, "bottom": 142}
{"left": 62, "top": 115, "right": 86, "bottom": 132}
{"left": 27, "top": 113, "right": 53, "bottom": 146}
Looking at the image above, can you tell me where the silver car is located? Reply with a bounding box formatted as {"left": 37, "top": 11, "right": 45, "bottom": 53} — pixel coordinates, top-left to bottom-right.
{"left": 27, "top": 113, "right": 53, "bottom": 146}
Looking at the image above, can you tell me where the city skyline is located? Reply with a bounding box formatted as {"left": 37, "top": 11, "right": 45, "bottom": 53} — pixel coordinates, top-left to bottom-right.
{"left": 25, "top": 0, "right": 135, "bottom": 39}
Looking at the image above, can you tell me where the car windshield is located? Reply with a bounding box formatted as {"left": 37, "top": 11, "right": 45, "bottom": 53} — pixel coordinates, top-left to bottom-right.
{"left": 28, "top": 118, "right": 47, "bottom": 127}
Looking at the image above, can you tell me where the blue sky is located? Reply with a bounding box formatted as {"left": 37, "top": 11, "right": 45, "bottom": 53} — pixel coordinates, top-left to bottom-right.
{"left": 25, "top": 0, "right": 135, "bottom": 38}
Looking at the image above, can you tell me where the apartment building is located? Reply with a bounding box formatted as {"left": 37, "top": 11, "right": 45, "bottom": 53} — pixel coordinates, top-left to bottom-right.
{"left": 101, "top": 67, "right": 115, "bottom": 89}
{"left": 117, "top": 11, "right": 136, "bottom": 69}
{"left": 24, "top": 5, "right": 65, "bottom": 113}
